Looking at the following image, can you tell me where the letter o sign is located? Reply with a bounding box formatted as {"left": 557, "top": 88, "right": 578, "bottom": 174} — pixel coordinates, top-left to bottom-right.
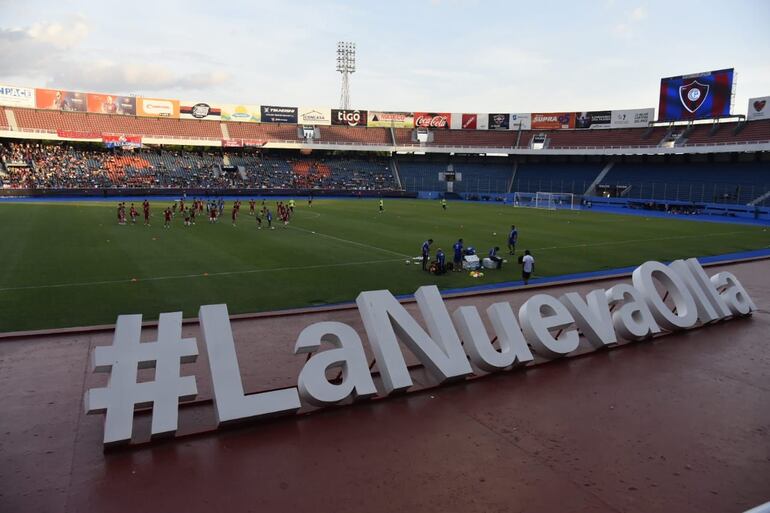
{"left": 632, "top": 261, "right": 698, "bottom": 331}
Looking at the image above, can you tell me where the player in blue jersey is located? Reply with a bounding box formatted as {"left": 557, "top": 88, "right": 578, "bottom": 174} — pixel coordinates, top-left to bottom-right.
{"left": 421, "top": 239, "right": 433, "bottom": 271}
{"left": 452, "top": 238, "right": 463, "bottom": 272}
{"left": 435, "top": 248, "right": 446, "bottom": 274}
{"left": 507, "top": 225, "right": 518, "bottom": 255}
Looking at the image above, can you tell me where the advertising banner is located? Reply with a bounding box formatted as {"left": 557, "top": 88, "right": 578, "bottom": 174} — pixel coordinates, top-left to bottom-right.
{"left": 488, "top": 113, "right": 510, "bottom": 130}
{"left": 243, "top": 139, "right": 266, "bottom": 147}
{"left": 180, "top": 101, "right": 221, "bottom": 121}
{"left": 574, "top": 110, "right": 611, "bottom": 129}
{"left": 35, "top": 88, "right": 87, "bottom": 112}
{"left": 0, "top": 85, "right": 35, "bottom": 108}
{"left": 221, "top": 104, "right": 261, "bottom": 123}
{"left": 610, "top": 108, "right": 654, "bottom": 128}
{"left": 509, "top": 113, "right": 531, "bottom": 130}
{"left": 747, "top": 96, "right": 770, "bottom": 121}
{"left": 221, "top": 139, "right": 243, "bottom": 147}
{"left": 460, "top": 113, "right": 478, "bottom": 130}
{"left": 658, "top": 68, "right": 733, "bottom": 121}
{"left": 414, "top": 112, "right": 451, "bottom": 129}
{"left": 450, "top": 113, "right": 464, "bottom": 129}
{"left": 261, "top": 105, "right": 298, "bottom": 123}
{"left": 298, "top": 107, "right": 332, "bottom": 125}
{"left": 531, "top": 112, "right": 575, "bottom": 130}
{"left": 367, "top": 111, "right": 414, "bottom": 128}
{"left": 136, "top": 97, "right": 180, "bottom": 118}
{"left": 56, "top": 130, "right": 102, "bottom": 139}
{"left": 476, "top": 113, "right": 489, "bottom": 130}
{"left": 87, "top": 94, "right": 136, "bottom": 116}
{"left": 331, "top": 109, "right": 368, "bottom": 127}
{"left": 102, "top": 135, "right": 142, "bottom": 149}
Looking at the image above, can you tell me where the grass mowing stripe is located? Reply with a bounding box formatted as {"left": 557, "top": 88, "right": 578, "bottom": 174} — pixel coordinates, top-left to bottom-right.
{"left": 0, "top": 257, "right": 406, "bottom": 292}
{"left": 0, "top": 229, "right": 756, "bottom": 293}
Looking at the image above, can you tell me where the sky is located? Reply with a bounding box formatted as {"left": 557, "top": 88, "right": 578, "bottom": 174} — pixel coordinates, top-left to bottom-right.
{"left": 0, "top": 0, "right": 768, "bottom": 115}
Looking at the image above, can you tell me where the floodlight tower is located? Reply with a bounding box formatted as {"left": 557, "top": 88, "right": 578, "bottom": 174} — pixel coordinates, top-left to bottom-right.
{"left": 336, "top": 41, "right": 356, "bottom": 110}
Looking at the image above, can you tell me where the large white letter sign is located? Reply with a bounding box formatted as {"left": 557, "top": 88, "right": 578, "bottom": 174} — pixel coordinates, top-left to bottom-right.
{"left": 669, "top": 259, "right": 723, "bottom": 324}
{"left": 519, "top": 294, "right": 579, "bottom": 358}
{"left": 294, "top": 322, "right": 378, "bottom": 406}
{"left": 199, "top": 305, "right": 301, "bottom": 424}
{"left": 452, "top": 302, "right": 533, "bottom": 372}
{"left": 559, "top": 290, "right": 617, "bottom": 349}
{"left": 356, "top": 285, "right": 473, "bottom": 394}
{"left": 84, "top": 312, "right": 198, "bottom": 445}
{"left": 632, "top": 261, "right": 698, "bottom": 331}
{"left": 710, "top": 271, "right": 757, "bottom": 316}
{"left": 683, "top": 258, "right": 731, "bottom": 319}
{"left": 605, "top": 284, "right": 660, "bottom": 341}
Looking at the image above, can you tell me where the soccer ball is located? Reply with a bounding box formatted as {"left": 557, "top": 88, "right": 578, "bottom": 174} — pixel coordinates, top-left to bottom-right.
{"left": 492, "top": 232, "right": 496, "bottom": 236}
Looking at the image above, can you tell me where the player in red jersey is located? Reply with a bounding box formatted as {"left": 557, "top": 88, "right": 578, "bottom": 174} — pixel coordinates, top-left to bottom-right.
{"left": 183, "top": 208, "right": 191, "bottom": 227}
{"left": 231, "top": 204, "right": 238, "bottom": 226}
{"left": 249, "top": 199, "right": 255, "bottom": 215}
{"left": 163, "top": 207, "right": 172, "bottom": 228}
{"left": 116, "top": 203, "right": 122, "bottom": 225}
{"left": 129, "top": 203, "right": 138, "bottom": 224}
{"left": 189, "top": 205, "right": 196, "bottom": 225}
{"left": 142, "top": 199, "right": 150, "bottom": 226}
{"left": 209, "top": 204, "right": 217, "bottom": 223}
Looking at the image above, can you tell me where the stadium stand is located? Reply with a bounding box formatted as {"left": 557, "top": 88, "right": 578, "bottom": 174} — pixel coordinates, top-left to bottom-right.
{"left": 398, "top": 160, "right": 513, "bottom": 193}
{"left": 0, "top": 142, "right": 397, "bottom": 191}
{"left": 598, "top": 161, "right": 770, "bottom": 205}
{"left": 3, "top": 107, "right": 769, "bottom": 150}
{"left": 513, "top": 162, "right": 605, "bottom": 194}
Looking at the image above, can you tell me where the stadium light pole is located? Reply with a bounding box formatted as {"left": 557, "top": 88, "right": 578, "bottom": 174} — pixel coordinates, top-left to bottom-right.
{"left": 336, "top": 41, "right": 356, "bottom": 110}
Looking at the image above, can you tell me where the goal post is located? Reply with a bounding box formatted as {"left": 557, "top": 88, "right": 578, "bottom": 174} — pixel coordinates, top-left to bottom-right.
{"left": 513, "top": 192, "right": 580, "bottom": 210}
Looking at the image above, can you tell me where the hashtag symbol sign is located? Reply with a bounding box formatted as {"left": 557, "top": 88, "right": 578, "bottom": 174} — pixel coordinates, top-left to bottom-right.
{"left": 84, "top": 312, "right": 198, "bottom": 446}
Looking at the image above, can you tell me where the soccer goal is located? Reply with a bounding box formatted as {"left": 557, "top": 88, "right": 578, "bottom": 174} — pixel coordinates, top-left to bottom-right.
{"left": 534, "top": 192, "right": 579, "bottom": 210}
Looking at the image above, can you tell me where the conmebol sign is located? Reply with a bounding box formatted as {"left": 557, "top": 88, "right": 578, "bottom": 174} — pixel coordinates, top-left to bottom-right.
{"left": 85, "top": 258, "right": 756, "bottom": 446}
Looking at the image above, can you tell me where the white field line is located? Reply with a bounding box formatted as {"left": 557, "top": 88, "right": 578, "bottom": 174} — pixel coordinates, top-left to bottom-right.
{"left": 288, "top": 225, "right": 411, "bottom": 258}
{"left": 0, "top": 229, "right": 760, "bottom": 293}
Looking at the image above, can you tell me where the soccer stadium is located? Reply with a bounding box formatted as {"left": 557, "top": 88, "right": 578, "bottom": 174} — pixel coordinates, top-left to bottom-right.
{"left": 1, "top": 2, "right": 769, "bottom": 512}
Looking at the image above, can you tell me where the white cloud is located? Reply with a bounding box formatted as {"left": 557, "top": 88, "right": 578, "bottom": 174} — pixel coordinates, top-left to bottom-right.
{"left": 0, "top": 16, "right": 230, "bottom": 94}
{"left": 26, "top": 16, "right": 89, "bottom": 48}
{"left": 611, "top": 4, "right": 648, "bottom": 39}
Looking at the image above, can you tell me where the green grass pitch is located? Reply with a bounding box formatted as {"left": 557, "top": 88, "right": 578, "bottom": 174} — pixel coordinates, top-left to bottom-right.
{"left": 0, "top": 199, "right": 768, "bottom": 332}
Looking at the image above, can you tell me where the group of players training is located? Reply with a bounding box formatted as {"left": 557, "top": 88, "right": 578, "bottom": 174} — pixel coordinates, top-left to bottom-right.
{"left": 116, "top": 198, "right": 298, "bottom": 229}
{"left": 420, "top": 224, "right": 536, "bottom": 285}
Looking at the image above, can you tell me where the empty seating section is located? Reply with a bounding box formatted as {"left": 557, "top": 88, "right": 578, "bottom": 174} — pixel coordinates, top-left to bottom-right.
{"left": 5, "top": 107, "right": 769, "bottom": 149}
{"left": 513, "top": 163, "right": 604, "bottom": 194}
{"left": 316, "top": 126, "right": 391, "bottom": 145}
{"left": 0, "top": 109, "right": 7, "bottom": 129}
{"left": 685, "top": 119, "right": 770, "bottom": 145}
{"left": 544, "top": 127, "right": 669, "bottom": 148}
{"left": 225, "top": 122, "right": 298, "bottom": 141}
{"left": 398, "top": 161, "right": 512, "bottom": 193}
{"left": 11, "top": 108, "right": 221, "bottom": 138}
{"left": 600, "top": 162, "right": 770, "bottom": 204}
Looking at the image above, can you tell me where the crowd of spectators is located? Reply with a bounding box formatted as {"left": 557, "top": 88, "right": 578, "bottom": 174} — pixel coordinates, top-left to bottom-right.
{"left": 0, "top": 142, "right": 399, "bottom": 191}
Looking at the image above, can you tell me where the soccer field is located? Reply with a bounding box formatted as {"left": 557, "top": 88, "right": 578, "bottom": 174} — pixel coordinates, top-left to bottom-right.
{"left": 0, "top": 198, "right": 767, "bottom": 332}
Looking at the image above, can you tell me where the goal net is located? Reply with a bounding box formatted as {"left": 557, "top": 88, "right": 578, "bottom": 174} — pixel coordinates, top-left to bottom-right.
{"left": 513, "top": 192, "right": 579, "bottom": 210}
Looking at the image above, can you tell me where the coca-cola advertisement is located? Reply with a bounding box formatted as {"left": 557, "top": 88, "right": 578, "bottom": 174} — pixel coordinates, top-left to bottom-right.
{"left": 413, "top": 112, "right": 451, "bottom": 129}
{"left": 331, "top": 109, "right": 368, "bottom": 126}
